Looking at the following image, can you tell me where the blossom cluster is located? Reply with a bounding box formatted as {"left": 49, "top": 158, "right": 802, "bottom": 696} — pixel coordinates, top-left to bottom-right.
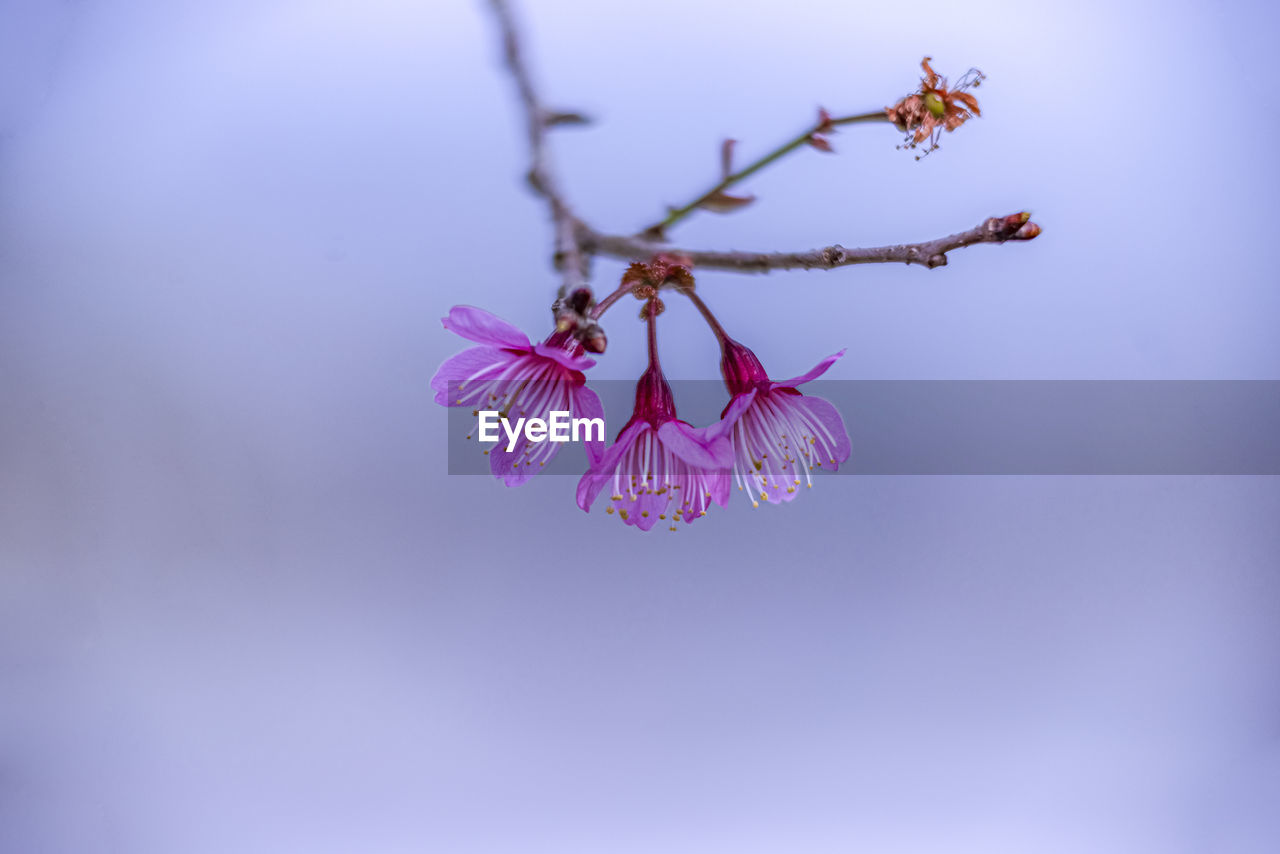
{"left": 431, "top": 268, "right": 851, "bottom": 531}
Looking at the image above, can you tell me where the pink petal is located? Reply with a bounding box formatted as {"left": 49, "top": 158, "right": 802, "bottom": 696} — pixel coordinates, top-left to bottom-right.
{"left": 569, "top": 384, "right": 607, "bottom": 465}
{"left": 705, "top": 389, "right": 757, "bottom": 443}
{"left": 793, "top": 395, "right": 852, "bottom": 468}
{"left": 429, "top": 345, "right": 516, "bottom": 406}
{"left": 488, "top": 433, "right": 557, "bottom": 487}
{"left": 442, "top": 305, "right": 532, "bottom": 349}
{"left": 706, "top": 471, "right": 734, "bottom": 507}
{"left": 658, "top": 421, "right": 732, "bottom": 470}
{"left": 772, "top": 349, "right": 846, "bottom": 389}
{"left": 575, "top": 468, "right": 608, "bottom": 513}
{"left": 628, "top": 492, "right": 664, "bottom": 531}
{"left": 576, "top": 421, "right": 646, "bottom": 511}
{"left": 532, "top": 341, "right": 596, "bottom": 372}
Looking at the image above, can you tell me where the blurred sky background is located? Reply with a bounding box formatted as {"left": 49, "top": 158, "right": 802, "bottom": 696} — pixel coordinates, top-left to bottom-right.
{"left": 2, "top": 1, "right": 1278, "bottom": 852}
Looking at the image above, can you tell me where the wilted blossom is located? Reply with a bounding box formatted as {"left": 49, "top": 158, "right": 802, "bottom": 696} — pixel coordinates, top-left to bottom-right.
{"left": 886, "top": 56, "right": 984, "bottom": 157}
{"left": 431, "top": 305, "right": 604, "bottom": 486}
{"left": 718, "top": 337, "right": 852, "bottom": 507}
{"left": 577, "top": 355, "right": 754, "bottom": 532}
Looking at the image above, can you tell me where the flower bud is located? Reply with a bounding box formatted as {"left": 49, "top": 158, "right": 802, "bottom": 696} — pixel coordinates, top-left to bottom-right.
{"left": 565, "top": 287, "right": 594, "bottom": 316}
{"left": 579, "top": 324, "right": 607, "bottom": 353}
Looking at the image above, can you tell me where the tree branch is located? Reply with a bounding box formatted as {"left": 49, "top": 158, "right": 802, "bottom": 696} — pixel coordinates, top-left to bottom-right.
{"left": 578, "top": 212, "right": 1041, "bottom": 274}
{"left": 638, "top": 111, "right": 890, "bottom": 240}
{"left": 483, "top": 0, "right": 1040, "bottom": 326}
{"left": 486, "top": 0, "right": 588, "bottom": 296}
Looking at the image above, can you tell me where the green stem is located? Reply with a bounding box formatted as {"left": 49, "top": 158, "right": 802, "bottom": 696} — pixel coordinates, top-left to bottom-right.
{"left": 639, "top": 110, "right": 889, "bottom": 238}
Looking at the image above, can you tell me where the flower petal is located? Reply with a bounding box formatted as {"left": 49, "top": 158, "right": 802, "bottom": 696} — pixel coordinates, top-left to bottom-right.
{"left": 628, "top": 491, "right": 664, "bottom": 531}
{"left": 569, "top": 384, "right": 607, "bottom": 465}
{"left": 705, "top": 470, "right": 734, "bottom": 508}
{"left": 429, "top": 345, "right": 516, "bottom": 406}
{"left": 576, "top": 420, "right": 646, "bottom": 511}
{"left": 793, "top": 394, "right": 852, "bottom": 470}
{"left": 442, "top": 305, "right": 532, "bottom": 349}
{"left": 772, "top": 349, "right": 846, "bottom": 389}
{"left": 532, "top": 341, "right": 596, "bottom": 371}
{"left": 488, "top": 431, "right": 562, "bottom": 488}
{"left": 706, "top": 389, "right": 757, "bottom": 443}
{"left": 658, "top": 420, "right": 732, "bottom": 470}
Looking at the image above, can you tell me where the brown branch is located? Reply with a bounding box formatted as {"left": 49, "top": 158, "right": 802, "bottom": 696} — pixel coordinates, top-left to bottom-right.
{"left": 483, "top": 0, "right": 1040, "bottom": 329}
{"left": 577, "top": 213, "right": 1041, "bottom": 273}
{"left": 486, "top": 0, "right": 588, "bottom": 297}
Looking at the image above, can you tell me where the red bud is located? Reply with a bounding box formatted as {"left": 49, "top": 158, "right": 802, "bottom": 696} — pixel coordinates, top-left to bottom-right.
{"left": 808, "top": 134, "right": 834, "bottom": 153}
{"left": 720, "top": 139, "right": 737, "bottom": 179}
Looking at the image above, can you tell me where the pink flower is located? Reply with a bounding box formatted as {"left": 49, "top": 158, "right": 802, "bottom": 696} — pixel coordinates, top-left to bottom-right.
{"left": 719, "top": 337, "right": 852, "bottom": 507}
{"left": 431, "top": 305, "right": 604, "bottom": 486}
{"left": 576, "top": 364, "right": 755, "bottom": 531}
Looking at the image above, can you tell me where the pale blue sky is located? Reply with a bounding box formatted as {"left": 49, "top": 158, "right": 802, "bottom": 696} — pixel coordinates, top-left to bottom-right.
{"left": 2, "top": 1, "right": 1278, "bottom": 852}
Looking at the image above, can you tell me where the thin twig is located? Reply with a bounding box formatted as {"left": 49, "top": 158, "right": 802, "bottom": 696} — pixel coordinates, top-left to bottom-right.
{"left": 486, "top": 0, "right": 588, "bottom": 296}
{"left": 578, "top": 213, "right": 1041, "bottom": 273}
{"left": 638, "top": 111, "right": 890, "bottom": 240}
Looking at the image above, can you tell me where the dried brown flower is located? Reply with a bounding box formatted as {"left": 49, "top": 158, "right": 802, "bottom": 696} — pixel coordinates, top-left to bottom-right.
{"left": 885, "top": 57, "right": 984, "bottom": 159}
{"left": 621, "top": 254, "right": 695, "bottom": 302}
